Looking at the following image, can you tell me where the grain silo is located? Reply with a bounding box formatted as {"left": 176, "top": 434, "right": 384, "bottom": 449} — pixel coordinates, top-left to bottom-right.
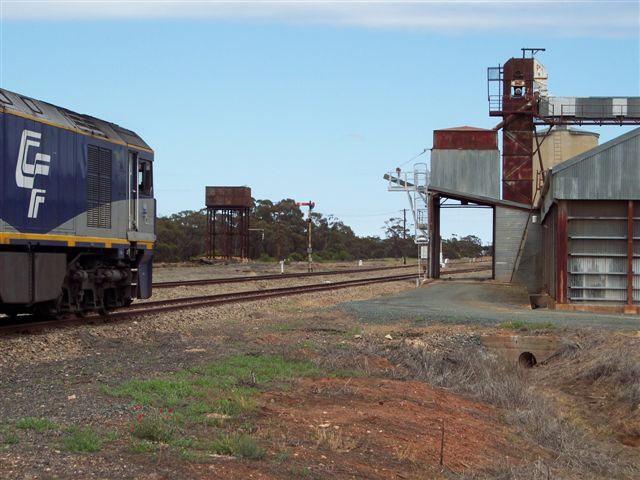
{"left": 532, "top": 126, "right": 599, "bottom": 201}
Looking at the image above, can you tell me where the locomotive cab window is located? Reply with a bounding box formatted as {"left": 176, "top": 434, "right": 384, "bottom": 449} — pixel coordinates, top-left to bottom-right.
{"left": 138, "top": 160, "right": 153, "bottom": 197}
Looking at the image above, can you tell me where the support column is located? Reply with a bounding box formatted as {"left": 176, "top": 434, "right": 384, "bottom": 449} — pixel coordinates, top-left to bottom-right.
{"left": 556, "top": 201, "right": 568, "bottom": 304}
{"left": 492, "top": 206, "right": 496, "bottom": 280}
{"left": 428, "top": 193, "right": 441, "bottom": 279}
{"left": 502, "top": 116, "right": 534, "bottom": 204}
{"left": 627, "top": 200, "right": 634, "bottom": 308}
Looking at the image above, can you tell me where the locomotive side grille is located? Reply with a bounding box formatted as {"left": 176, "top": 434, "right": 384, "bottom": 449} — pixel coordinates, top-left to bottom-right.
{"left": 87, "top": 145, "right": 112, "bottom": 229}
{"left": 87, "top": 146, "right": 100, "bottom": 228}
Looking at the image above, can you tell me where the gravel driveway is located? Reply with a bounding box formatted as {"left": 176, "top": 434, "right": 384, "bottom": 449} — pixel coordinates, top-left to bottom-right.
{"left": 336, "top": 280, "right": 640, "bottom": 331}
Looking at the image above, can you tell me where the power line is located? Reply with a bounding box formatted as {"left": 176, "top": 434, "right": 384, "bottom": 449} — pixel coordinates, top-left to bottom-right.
{"left": 329, "top": 209, "right": 406, "bottom": 218}
{"left": 397, "top": 147, "right": 430, "bottom": 169}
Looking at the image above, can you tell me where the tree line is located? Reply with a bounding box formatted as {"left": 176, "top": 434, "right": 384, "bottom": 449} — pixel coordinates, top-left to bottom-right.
{"left": 155, "top": 198, "right": 489, "bottom": 263}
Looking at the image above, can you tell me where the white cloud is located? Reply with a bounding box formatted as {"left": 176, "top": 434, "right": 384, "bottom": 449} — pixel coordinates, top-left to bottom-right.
{"left": 1, "top": 1, "right": 638, "bottom": 37}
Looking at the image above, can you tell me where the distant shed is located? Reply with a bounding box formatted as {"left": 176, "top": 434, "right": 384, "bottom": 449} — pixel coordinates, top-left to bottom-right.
{"left": 539, "top": 127, "right": 640, "bottom": 312}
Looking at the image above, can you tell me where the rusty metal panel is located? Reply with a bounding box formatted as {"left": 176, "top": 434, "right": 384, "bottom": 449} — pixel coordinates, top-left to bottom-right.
{"left": 433, "top": 128, "right": 497, "bottom": 150}
{"left": 430, "top": 149, "right": 500, "bottom": 199}
{"left": 498, "top": 57, "right": 538, "bottom": 205}
{"left": 205, "top": 186, "right": 252, "bottom": 208}
{"left": 502, "top": 117, "right": 534, "bottom": 204}
{"left": 494, "top": 206, "right": 529, "bottom": 282}
{"left": 501, "top": 58, "right": 536, "bottom": 104}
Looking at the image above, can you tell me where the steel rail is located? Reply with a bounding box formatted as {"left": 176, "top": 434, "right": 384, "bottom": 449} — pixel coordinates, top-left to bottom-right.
{"left": 0, "top": 266, "right": 491, "bottom": 334}
{"left": 113, "top": 273, "right": 418, "bottom": 319}
{"left": 0, "top": 272, "right": 417, "bottom": 335}
{"left": 153, "top": 264, "right": 417, "bottom": 288}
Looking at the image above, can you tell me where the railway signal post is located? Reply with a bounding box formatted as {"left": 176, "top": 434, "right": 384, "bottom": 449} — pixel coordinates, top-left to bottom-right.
{"left": 296, "top": 201, "right": 316, "bottom": 273}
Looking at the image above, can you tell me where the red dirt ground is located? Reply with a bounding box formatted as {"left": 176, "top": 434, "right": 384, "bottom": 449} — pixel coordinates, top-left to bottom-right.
{"left": 190, "top": 377, "right": 528, "bottom": 479}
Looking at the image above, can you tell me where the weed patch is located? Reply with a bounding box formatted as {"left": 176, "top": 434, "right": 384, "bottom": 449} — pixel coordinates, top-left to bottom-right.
{"left": 62, "top": 428, "right": 103, "bottom": 453}
{"left": 131, "top": 410, "right": 176, "bottom": 443}
{"left": 15, "top": 417, "right": 57, "bottom": 432}
{"left": 105, "top": 354, "right": 318, "bottom": 410}
{"left": 209, "top": 433, "right": 265, "bottom": 459}
{"left": 128, "top": 440, "right": 158, "bottom": 454}
{"left": 497, "top": 320, "right": 555, "bottom": 331}
{"left": 103, "top": 354, "right": 315, "bottom": 460}
{"left": 1, "top": 429, "right": 19, "bottom": 445}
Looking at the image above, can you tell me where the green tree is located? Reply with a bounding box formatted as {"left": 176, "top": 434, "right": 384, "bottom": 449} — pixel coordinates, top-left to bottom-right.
{"left": 155, "top": 209, "right": 207, "bottom": 262}
{"left": 383, "top": 217, "right": 415, "bottom": 261}
{"left": 441, "top": 235, "right": 485, "bottom": 260}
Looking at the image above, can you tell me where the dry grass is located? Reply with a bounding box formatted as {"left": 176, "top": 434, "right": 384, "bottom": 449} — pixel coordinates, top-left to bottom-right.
{"left": 385, "top": 345, "right": 531, "bottom": 409}
{"left": 393, "top": 443, "right": 419, "bottom": 464}
{"left": 313, "top": 426, "right": 357, "bottom": 452}
{"left": 377, "top": 341, "right": 639, "bottom": 480}
{"left": 452, "top": 459, "right": 553, "bottom": 480}
{"left": 577, "top": 349, "right": 640, "bottom": 409}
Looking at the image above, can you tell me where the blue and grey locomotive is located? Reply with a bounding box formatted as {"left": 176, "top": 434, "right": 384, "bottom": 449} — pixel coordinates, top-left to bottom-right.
{"left": 0, "top": 89, "right": 155, "bottom": 317}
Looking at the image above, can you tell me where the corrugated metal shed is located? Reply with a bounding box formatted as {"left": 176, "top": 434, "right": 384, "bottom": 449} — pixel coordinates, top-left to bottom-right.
{"left": 430, "top": 126, "right": 500, "bottom": 199}
{"left": 543, "top": 127, "right": 640, "bottom": 210}
{"left": 539, "top": 128, "right": 640, "bottom": 309}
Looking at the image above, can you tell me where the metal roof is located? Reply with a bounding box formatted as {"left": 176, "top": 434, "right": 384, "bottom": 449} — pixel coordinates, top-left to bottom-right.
{"left": 428, "top": 185, "right": 531, "bottom": 211}
{"left": 0, "top": 88, "right": 152, "bottom": 152}
{"left": 540, "top": 127, "right": 640, "bottom": 219}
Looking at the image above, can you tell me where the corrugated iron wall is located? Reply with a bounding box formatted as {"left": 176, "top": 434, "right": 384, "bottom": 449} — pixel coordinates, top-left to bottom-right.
{"left": 495, "top": 207, "right": 529, "bottom": 282}
{"left": 511, "top": 219, "right": 543, "bottom": 293}
{"left": 568, "top": 201, "right": 628, "bottom": 303}
{"left": 553, "top": 130, "right": 640, "bottom": 200}
{"left": 430, "top": 149, "right": 500, "bottom": 199}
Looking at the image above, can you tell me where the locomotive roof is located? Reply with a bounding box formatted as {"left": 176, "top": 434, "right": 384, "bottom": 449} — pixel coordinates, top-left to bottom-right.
{"left": 0, "top": 88, "right": 152, "bottom": 153}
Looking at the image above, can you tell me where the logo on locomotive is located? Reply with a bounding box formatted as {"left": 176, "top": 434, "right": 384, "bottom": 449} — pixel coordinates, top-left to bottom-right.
{"left": 15, "top": 129, "right": 51, "bottom": 219}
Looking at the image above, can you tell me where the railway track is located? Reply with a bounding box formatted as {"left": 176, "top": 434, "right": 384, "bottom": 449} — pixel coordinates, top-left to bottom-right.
{"left": 152, "top": 264, "right": 491, "bottom": 289}
{"left": 0, "top": 272, "right": 418, "bottom": 335}
{"left": 153, "top": 264, "right": 418, "bottom": 288}
{"left": 0, "top": 266, "right": 491, "bottom": 335}
{"left": 115, "top": 272, "right": 417, "bottom": 318}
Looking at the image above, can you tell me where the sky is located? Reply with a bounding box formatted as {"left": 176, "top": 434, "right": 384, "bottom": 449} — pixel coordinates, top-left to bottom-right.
{"left": 1, "top": 0, "right": 639, "bottom": 244}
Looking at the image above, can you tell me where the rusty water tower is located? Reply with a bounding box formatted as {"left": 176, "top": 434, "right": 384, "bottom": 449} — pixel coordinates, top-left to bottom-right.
{"left": 205, "top": 186, "right": 252, "bottom": 259}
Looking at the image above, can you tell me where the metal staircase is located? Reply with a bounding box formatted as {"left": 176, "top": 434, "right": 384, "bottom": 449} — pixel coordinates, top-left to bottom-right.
{"left": 384, "top": 162, "right": 430, "bottom": 245}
